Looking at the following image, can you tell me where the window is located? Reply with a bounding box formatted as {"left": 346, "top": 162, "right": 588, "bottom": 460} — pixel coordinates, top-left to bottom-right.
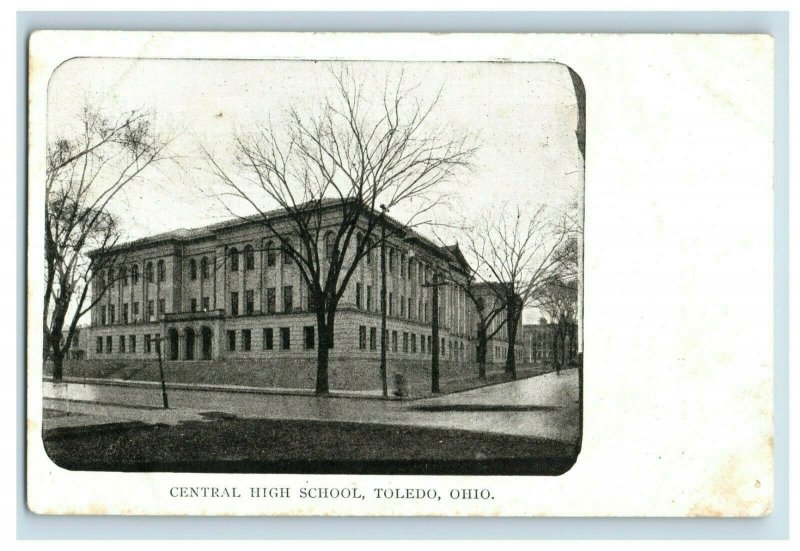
{"left": 243, "top": 245, "right": 254, "bottom": 270}
{"left": 131, "top": 265, "right": 139, "bottom": 284}
{"left": 418, "top": 299, "right": 423, "bottom": 321}
{"left": 358, "top": 326, "right": 367, "bottom": 350}
{"left": 400, "top": 295, "right": 405, "bottom": 317}
{"left": 263, "top": 328, "right": 273, "bottom": 350}
{"left": 157, "top": 260, "right": 166, "bottom": 282}
{"left": 282, "top": 242, "right": 292, "bottom": 265}
{"left": 366, "top": 238, "right": 373, "bottom": 264}
{"left": 421, "top": 334, "right": 426, "bottom": 354}
{"left": 144, "top": 334, "right": 151, "bottom": 353}
{"left": 408, "top": 259, "right": 414, "bottom": 281}
{"left": 122, "top": 303, "right": 129, "bottom": 324}
{"left": 388, "top": 248, "right": 395, "bottom": 272}
{"left": 119, "top": 335, "right": 126, "bottom": 353}
{"left": 324, "top": 231, "right": 335, "bottom": 260}
{"left": 130, "top": 335, "right": 137, "bottom": 353}
{"left": 109, "top": 305, "right": 115, "bottom": 324}
{"left": 108, "top": 267, "right": 114, "bottom": 285}
{"left": 266, "top": 241, "right": 276, "bottom": 266}
{"left": 401, "top": 254, "right": 406, "bottom": 278}
{"left": 201, "top": 257, "right": 209, "bottom": 279}
{"left": 442, "top": 338, "right": 446, "bottom": 356}
{"left": 191, "top": 298, "right": 197, "bottom": 312}
{"left": 227, "top": 330, "right": 236, "bottom": 351}
{"left": 154, "top": 333, "right": 160, "bottom": 354}
{"left": 355, "top": 283, "right": 362, "bottom": 309}
{"left": 402, "top": 332, "right": 409, "bottom": 353}
{"left": 245, "top": 290, "right": 254, "bottom": 315}
{"left": 98, "top": 270, "right": 105, "bottom": 288}
{"left": 100, "top": 306, "right": 107, "bottom": 325}
{"left": 424, "top": 301, "right": 429, "bottom": 322}
{"left": 411, "top": 333, "right": 417, "bottom": 353}
{"left": 307, "top": 286, "right": 316, "bottom": 311}
{"left": 304, "top": 326, "right": 315, "bottom": 349}
{"left": 283, "top": 286, "right": 293, "bottom": 313}
{"left": 146, "top": 262, "right": 154, "bottom": 282}
{"left": 266, "top": 287, "right": 276, "bottom": 314}
{"left": 280, "top": 327, "right": 290, "bottom": 350}
{"left": 158, "top": 299, "right": 165, "bottom": 316}
{"left": 389, "top": 293, "right": 394, "bottom": 316}
{"left": 392, "top": 331, "right": 398, "bottom": 352}
{"left": 229, "top": 247, "right": 239, "bottom": 271}
{"left": 427, "top": 335, "right": 432, "bottom": 354}
{"left": 242, "top": 329, "right": 251, "bottom": 351}
{"left": 133, "top": 302, "right": 139, "bottom": 317}
{"left": 190, "top": 259, "right": 197, "bottom": 280}
{"left": 407, "top": 297, "right": 412, "bottom": 319}
{"left": 106, "top": 335, "right": 112, "bottom": 353}
{"left": 366, "top": 285, "right": 372, "bottom": 311}
{"left": 96, "top": 337, "right": 103, "bottom": 353}
{"left": 369, "top": 327, "right": 377, "bottom": 350}
{"left": 147, "top": 300, "right": 154, "bottom": 320}
{"left": 120, "top": 267, "right": 128, "bottom": 286}
{"left": 230, "top": 292, "right": 239, "bottom": 316}
{"left": 202, "top": 297, "right": 210, "bottom": 311}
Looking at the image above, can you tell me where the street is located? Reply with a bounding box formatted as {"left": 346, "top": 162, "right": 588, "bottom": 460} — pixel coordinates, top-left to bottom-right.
{"left": 41, "top": 368, "right": 580, "bottom": 475}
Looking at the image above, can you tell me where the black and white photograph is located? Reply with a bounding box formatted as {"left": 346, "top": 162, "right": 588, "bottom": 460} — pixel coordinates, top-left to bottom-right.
{"left": 40, "top": 57, "right": 584, "bottom": 475}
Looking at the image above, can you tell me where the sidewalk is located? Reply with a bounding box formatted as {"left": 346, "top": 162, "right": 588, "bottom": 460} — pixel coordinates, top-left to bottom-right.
{"left": 43, "top": 368, "right": 580, "bottom": 443}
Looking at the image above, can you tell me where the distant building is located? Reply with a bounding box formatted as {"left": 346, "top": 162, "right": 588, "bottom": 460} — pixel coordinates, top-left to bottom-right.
{"left": 522, "top": 318, "right": 578, "bottom": 367}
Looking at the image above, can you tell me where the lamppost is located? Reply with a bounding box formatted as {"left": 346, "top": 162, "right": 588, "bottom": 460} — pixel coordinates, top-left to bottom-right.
{"left": 422, "top": 271, "right": 447, "bottom": 394}
{"left": 379, "top": 204, "right": 389, "bottom": 398}
{"left": 154, "top": 336, "right": 169, "bottom": 409}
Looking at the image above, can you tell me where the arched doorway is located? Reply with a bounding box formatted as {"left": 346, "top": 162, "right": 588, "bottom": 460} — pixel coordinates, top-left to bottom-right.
{"left": 201, "top": 326, "right": 213, "bottom": 360}
{"left": 185, "top": 327, "right": 196, "bottom": 360}
{"left": 168, "top": 328, "right": 179, "bottom": 361}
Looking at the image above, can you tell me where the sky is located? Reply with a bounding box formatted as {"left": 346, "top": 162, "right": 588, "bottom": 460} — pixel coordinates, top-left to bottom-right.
{"left": 48, "top": 58, "right": 583, "bottom": 323}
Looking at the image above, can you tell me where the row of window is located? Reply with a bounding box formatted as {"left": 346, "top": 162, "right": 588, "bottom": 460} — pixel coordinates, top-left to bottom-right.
{"left": 99, "top": 261, "right": 167, "bottom": 288}
{"left": 99, "top": 300, "right": 165, "bottom": 325}
{"left": 356, "top": 326, "right": 467, "bottom": 359}
{"left": 226, "top": 326, "right": 313, "bottom": 352}
{"left": 95, "top": 333, "right": 161, "bottom": 354}
{"left": 354, "top": 284, "right": 430, "bottom": 322}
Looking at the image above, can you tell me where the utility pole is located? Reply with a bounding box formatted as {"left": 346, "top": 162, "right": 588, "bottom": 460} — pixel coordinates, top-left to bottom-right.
{"left": 379, "top": 204, "right": 389, "bottom": 398}
{"left": 155, "top": 337, "right": 169, "bottom": 409}
{"left": 423, "top": 272, "right": 447, "bottom": 394}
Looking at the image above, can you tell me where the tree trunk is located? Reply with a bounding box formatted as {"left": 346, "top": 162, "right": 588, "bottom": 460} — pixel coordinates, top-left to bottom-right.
{"left": 51, "top": 342, "right": 64, "bottom": 382}
{"left": 315, "top": 308, "right": 331, "bottom": 395}
{"left": 476, "top": 322, "right": 487, "bottom": 379}
{"left": 504, "top": 299, "right": 519, "bottom": 379}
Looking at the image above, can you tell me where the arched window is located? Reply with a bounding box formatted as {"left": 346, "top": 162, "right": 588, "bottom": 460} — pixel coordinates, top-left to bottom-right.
{"left": 324, "top": 231, "right": 335, "bottom": 261}
{"left": 107, "top": 267, "right": 114, "bottom": 285}
{"left": 97, "top": 270, "right": 105, "bottom": 288}
{"left": 189, "top": 258, "right": 197, "bottom": 280}
{"left": 201, "top": 256, "right": 209, "bottom": 279}
{"left": 244, "top": 245, "right": 255, "bottom": 270}
{"left": 157, "top": 259, "right": 166, "bottom": 282}
{"left": 408, "top": 258, "right": 415, "bottom": 280}
{"left": 119, "top": 267, "right": 127, "bottom": 286}
{"left": 131, "top": 264, "right": 139, "bottom": 285}
{"left": 266, "top": 241, "right": 276, "bottom": 266}
{"left": 146, "top": 262, "right": 154, "bottom": 283}
{"left": 282, "top": 242, "right": 292, "bottom": 265}
{"left": 229, "top": 247, "right": 239, "bottom": 271}
{"left": 366, "top": 238, "right": 373, "bottom": 264}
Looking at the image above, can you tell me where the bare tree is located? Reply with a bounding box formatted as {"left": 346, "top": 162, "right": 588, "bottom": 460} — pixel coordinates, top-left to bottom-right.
{"left": 45, "top": 106, "right": 172, "bottom": 381}
{"left": 457, "top": 203, "right": 575, "bottom": 378}
{"left": 203, "top": 68, "right": 475, "bottom": 395}
{"left": 534, "top": 277, "right": 578, "bottom": 374}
